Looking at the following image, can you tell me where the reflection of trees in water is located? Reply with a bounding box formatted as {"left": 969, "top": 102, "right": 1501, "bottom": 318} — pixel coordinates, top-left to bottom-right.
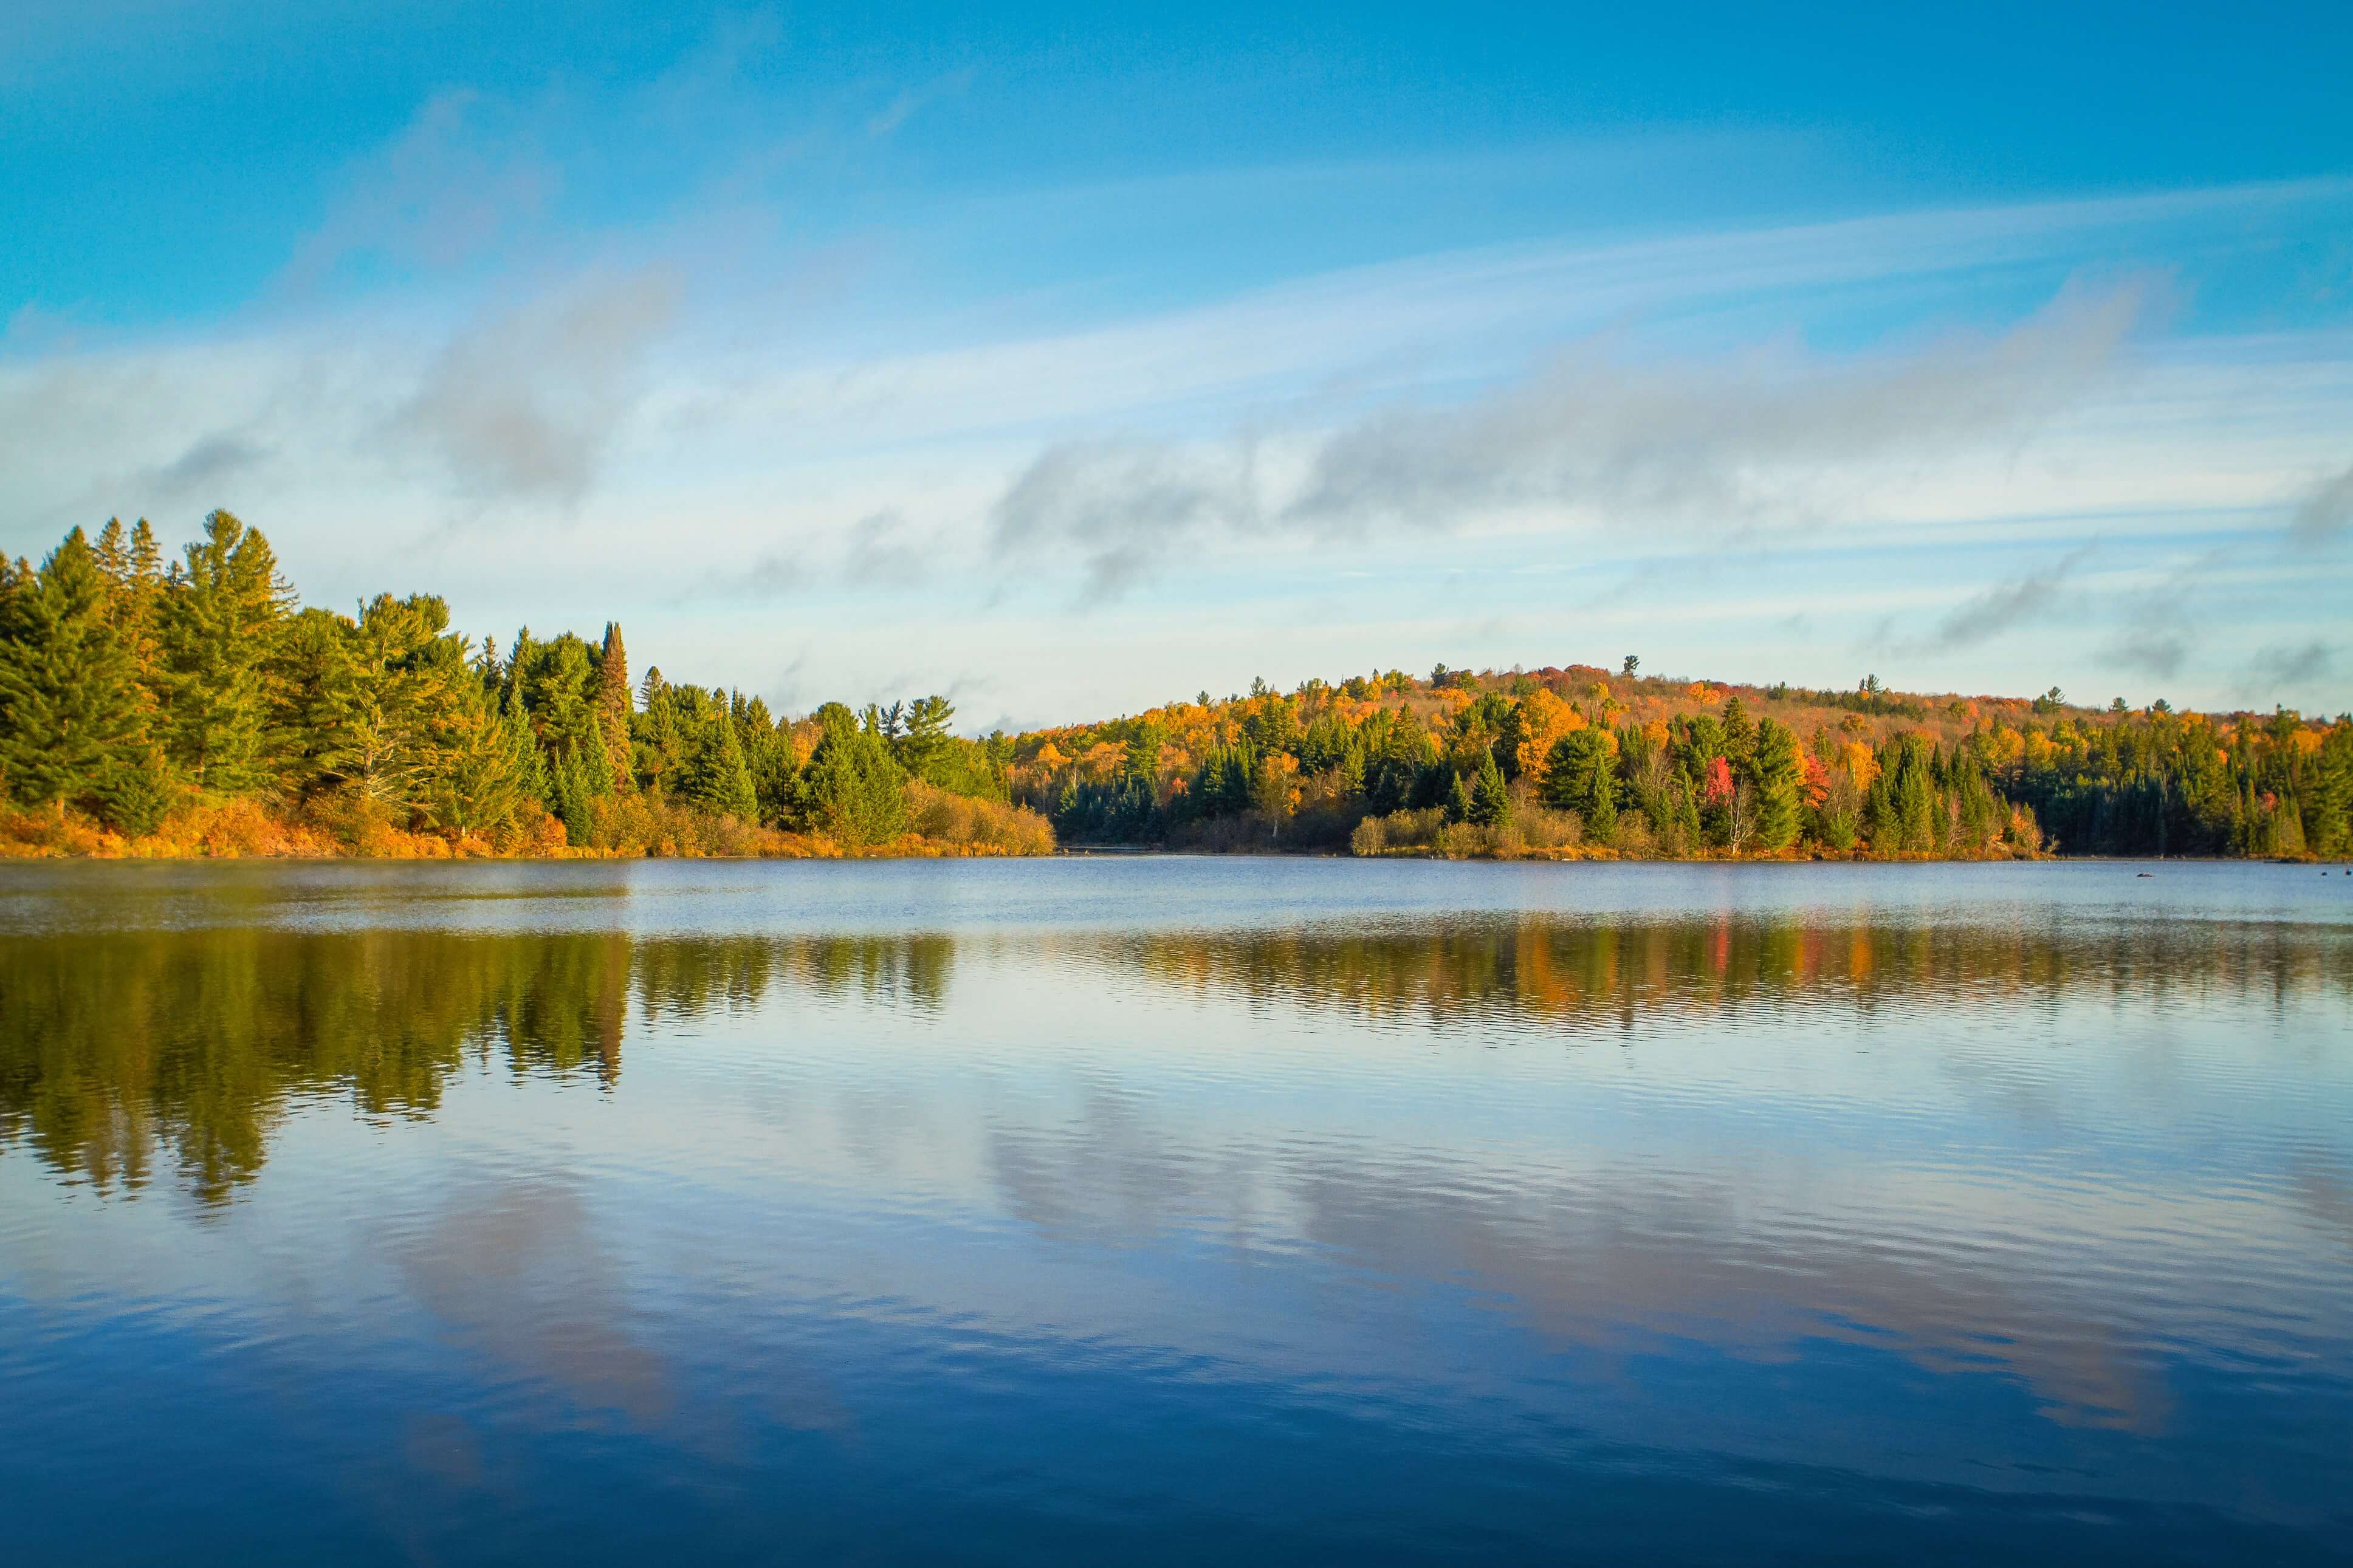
{"left": 0, "top": 930, "right": 953, "bottom": 1203}
{"left": 8, "top": 912, "right": 2343, "bottom": 1203}
{"left": 1122, "top": 914, "right": 2353, "bottom": 1033}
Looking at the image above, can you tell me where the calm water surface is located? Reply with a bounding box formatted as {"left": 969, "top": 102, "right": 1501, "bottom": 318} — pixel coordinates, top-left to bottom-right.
{"left": 2, "top": 858, "right": 2349, "bottom": 1564}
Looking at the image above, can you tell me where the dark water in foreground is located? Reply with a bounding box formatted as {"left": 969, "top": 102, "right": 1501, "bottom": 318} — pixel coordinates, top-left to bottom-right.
{"left": 2, "top": 859, "right": 2349, "bottom": 1565}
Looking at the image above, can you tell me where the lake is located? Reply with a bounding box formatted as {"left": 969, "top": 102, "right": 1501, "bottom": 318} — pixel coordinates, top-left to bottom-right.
{"left": 2, "top": 858, "right": 2349, "bottom": 1564}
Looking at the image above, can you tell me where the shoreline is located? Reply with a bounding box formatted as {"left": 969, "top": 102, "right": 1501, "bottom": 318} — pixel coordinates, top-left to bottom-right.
{"left": 7, "top": 843, "right": 2336, "bottom": 866}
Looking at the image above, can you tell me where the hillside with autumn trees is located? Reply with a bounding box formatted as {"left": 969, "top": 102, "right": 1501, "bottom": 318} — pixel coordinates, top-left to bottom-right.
{"left": 2, "top": 512, "right": 2348, "bottom": 861}
{"left": 1014, "top": 659, "right": 2352, "bottom": 863}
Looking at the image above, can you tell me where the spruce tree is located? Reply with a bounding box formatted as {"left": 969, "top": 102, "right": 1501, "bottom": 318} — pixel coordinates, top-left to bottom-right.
{"left": 1541, "top": 728, "right": 1617, "bottom": 817}
{"left": 596, "top": 623, "right": 634, "bottom": 789}
{"left": 1749, "top": 717, "right": 1803, "bottom": 851}
{"left": 1469, "top": 754, "right": 1510, "bottom": 826}
{"left": 1444, "top": 770, "right": 1473, "bottom": 824}
{"left": 1586, "top": 753, "right": 1619, "bottom": 841}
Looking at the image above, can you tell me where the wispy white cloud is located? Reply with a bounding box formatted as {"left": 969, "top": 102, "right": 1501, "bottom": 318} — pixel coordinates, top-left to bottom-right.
{"left": 282, "top": 89, "right": 560, "bottom": 292}
{"left": 1, "top": 171, "right": 2348, "bottom": 716}
{"left": 980, "top": 281, "right": 2151, "bottom": 597}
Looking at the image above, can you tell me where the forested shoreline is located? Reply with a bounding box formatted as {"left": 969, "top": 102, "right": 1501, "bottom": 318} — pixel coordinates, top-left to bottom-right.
{"left": 2, "top": 513, "right": 2347, "bottom": 861}
{"left": 0, "top": 514, "right": 1048, "bottom": 858}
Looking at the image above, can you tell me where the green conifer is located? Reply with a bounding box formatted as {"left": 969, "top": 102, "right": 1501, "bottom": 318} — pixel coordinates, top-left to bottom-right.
{"left": 1469, "top": 754, "right": 1510, "bottom": 826}
{"left": 1444, "top": 770, "right": 1473, "bottom": 824}
{"left": 157, "top": 510, "right": 294, "bottom": 793}
{"left": 0, "top": 529, "right": 151, "bottom": 822}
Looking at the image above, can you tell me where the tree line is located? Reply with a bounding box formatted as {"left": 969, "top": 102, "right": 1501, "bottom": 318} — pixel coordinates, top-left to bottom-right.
{"left": 1018, "top": 665, "right": 2353, "bottom": 860}
{"left": 0, "top": 513, "right": 1045, "bottom": 854}
{"left": 5, "top": 512, "right": 2346, "bottom": 860}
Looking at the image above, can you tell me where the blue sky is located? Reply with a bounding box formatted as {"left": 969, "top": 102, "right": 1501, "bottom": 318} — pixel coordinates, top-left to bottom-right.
{"left": 4, "top": 1, "right": 2350, "bottom": 727}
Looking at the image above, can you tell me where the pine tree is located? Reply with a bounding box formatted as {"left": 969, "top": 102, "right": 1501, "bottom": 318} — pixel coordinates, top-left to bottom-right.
{"left": 797, "top": 713, "right": 907, "bottom": 844}
{"left": 685, "top": 710, "right": 757, "bottom": 820}
{"left": 896, "top": 694, "right": 955, "bottom": 783}
{"left": 1540, "top": 728, "right": 1618, "bottom": 818}
{"left": 158, "top": 510, "right": 294, "bottom": 793}
{"left": 119, "top": 519, "right": 168, "bottom": 680}
{"left": 1721, "top": 696, "right": 1756, "bottom": 772}
{"left": 502, "top": 686, "right": 549, "bottom": 806}
{"left": 419, "top": 692, "right": 525, "bottom": 839}
{"left": 0, "top": 529, "right": 151, "bottom": 822}
{"left": 317, "top": 594, "right": 465, "bottom": 811}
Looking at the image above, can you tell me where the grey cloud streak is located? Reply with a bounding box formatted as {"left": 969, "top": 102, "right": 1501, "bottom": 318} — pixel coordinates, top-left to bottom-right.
{"left": 2250, "top": 640, "right": 2334, "bottom": 688}
{"left": 1914, "top": 545, "right": 2094, "bottom": 653}
{"left": 389, "top": 269, "right": 677, "bottom": 505}
{"left": 139, "top": 432, "right": 270, "bottom": 498}
{"left": 986, "top": 281, "right": 2151, "bottom": 598}
{"left": 2291, "top": 460, "right": 2353, "bottom": 545}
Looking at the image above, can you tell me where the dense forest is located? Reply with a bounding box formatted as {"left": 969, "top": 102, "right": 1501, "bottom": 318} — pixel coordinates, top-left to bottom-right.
{"left": 0, "top": 513, "right": 1048, "bottom": 857}
{"left": 1012, "top": 663, "right": 2351, "bottom": 864}
{"left": 2, "top": 512, "right": 2348, "bottom": 860}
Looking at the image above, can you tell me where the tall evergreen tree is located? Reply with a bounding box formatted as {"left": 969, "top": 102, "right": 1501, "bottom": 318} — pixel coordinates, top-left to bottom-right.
{"left": 684, "top": 708, "right": 758, "bottom": 820}
{"left": 1444, "top": 770, "right": 1473, "bottom": 824}
{"left": 895, "top": 694, "right": 956, "bottom": 783}
{"left": 595, "top": 622, "right": 634, "bottom": 790}
{"left": 1468, "top": 753, "right": 1511, "bottom": 827}
{"left": 797, "top": 710, "right": 907, "bottom": 844}
{"left": 0, "top": 529, "right": 152, "bottom": 822}
{"left": 1749, "top": 717, "right": 1803, "bottom": 851}
{"left": 157, "top": 510, "right": 294, "bottom": 793}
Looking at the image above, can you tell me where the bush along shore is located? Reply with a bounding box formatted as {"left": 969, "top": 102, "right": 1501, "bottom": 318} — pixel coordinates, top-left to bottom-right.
{"left": 4, "top": 512, "right": 2346, "bottom": 862}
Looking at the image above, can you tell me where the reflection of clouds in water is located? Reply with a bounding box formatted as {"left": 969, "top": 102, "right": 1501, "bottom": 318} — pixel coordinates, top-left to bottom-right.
{"left": 972, "top": 1092, "right": 2189, "bottom": 1431}
{"left": 390, "top": 1175, "right": 860, "bottom": 1461}
{"left": 396, "top": 1177, "right": 675, "bottom": 1429}
{"left": 5, "top": 890, "right": 2348, "bottom": 1479}
{"left": 2292, "top": 1158, "right": 2353, "bottom": 1259}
